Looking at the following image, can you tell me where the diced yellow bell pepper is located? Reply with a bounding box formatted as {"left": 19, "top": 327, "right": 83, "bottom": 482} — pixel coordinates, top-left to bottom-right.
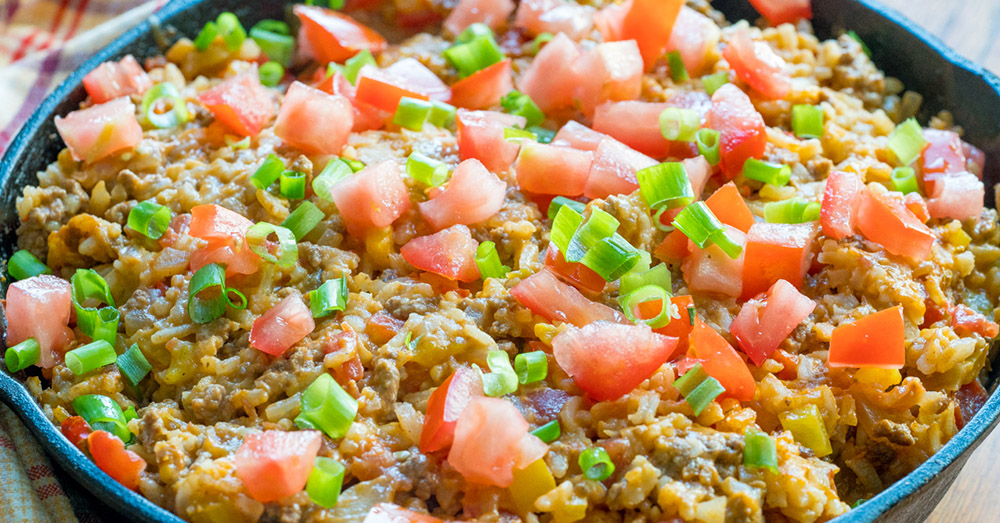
{"left": 779, "top": 404, "right": 832, "bottom": 457}
{"left": 509, "top": 459, "right": 557, "bottom": 515}
{"left": 855, "top": 367, "right": 902, "bottom": 390}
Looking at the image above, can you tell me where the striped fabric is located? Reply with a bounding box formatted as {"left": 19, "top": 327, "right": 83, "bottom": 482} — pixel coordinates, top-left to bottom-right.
{"left": 0, "top": 2, "right": 161, "bottom": 519}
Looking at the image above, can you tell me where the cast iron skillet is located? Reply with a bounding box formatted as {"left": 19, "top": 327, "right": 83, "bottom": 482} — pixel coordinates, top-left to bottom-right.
{"left": 0, "top": 0, "right": 998, "bottom": 521}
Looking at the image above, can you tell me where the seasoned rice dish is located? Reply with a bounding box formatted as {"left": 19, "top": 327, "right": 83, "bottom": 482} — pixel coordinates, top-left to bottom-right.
{"left": 3, "top": 0, "right": 998, "bottom": 521}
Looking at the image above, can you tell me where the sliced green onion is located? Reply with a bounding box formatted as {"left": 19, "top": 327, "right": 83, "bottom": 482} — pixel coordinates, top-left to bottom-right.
{"left": 343, "top": 49, "right": 376, "bottom": 85}
{"left": 71, "top": 269, "right": 118, "bottom": 344}
{"left": 638, "top": 162, "right": 694, "bottom": 211}
{"left": 123, "top": 405, "right": 138, "bottom": 422}
{"left": 743, "top": 428, "right": 779, "bottom": 473}
{"left": 580, "top": 234, "right": 643, "bottom": 281}
{"left": 791, "top": 104, "right": 824, "bottom": 139}
{"left": 686, "top": 376, "right": 724, "bottom": 416}
{"left": 696, "top": 128, "right": 721, "bottom": 165}
{"left": 702, "top": 72, "right": 729, "bottom": 95}
{"left": 127, "top": 201, "right": 171, "bottom": 240}
{"left": 72, "top": 268, "right": 115, "bottom": 307}
{"left": 456, "top": 23, "right": 494, "bottom": 44}
{"left": 890, "top": 166, "right": 920, "bottom": 195}
{"left": 327, "top": 62, "right": 344, "bottom": 77}
{"left": 116, "top": 344, "right": 151, "bottom": 388}
{"left": 309, "top": 278, "right": 348, "bottom": 318}
{"left": 671, "top": 202, "right": 743, "bottom": 259}
{"left": 743, "top": 159, "right": 791, "bottom": 186}
{"left": 8, "top": 250, "right": 50, "bottom": 280}
{"left": 5, "top": 338, "right": 40, "bottom": 372}
{"left": 579, "top": 447, "right": 614, "bottom": 481}
{"left": 547, "top": 196, "right": 585, "bottom": 222}
{"left": 246, "top": 222, "right": 298, "bottom": 267}
{"left": 674, "top": 364, "right": 709, "bottom": 396}
{"left": 530, "top": 420, "right": 561, "bottom": 443}
{"left": 659, "top": 107, "right": 700, "bottom": 142}
{"left": 66, "top": 340, "right": 117, "bottom": 376}
{"left": 514, "top": 351, "right": 547, "bottom": 384}
{"left": 428, "top": 101, "right": 457, "bottom": 129}
{"left": 252, "top": 154, "right": 285, "bottom": 190}
{"left": 482, "top": 350, "right": 518, "bottom": 397}
{"left": 565, "top": 208, "right": 619, "bottom": 262}
{"left": 528, "top": 125, "right": 556, "bottom": 144}
{"left": 295, "top": 373, "right": 358, "bottom": 439}
{"left": 258, "top": 61, "right": 284, "bottom": 87}
{"left": 280, "top": 170, "right": 306, "bottom": 199}
{"left": 393, "top": 97, "right": 432, "bottom": 131}
{"left": 475, "top": 241, "right": 510, "bottom": 280}
{"left": 307, "top": 457, "right": 346, "bottom": 508}
{"left": 250, "top": 20, "right": 295, "bottom": 67}
{"left": 531, "top": 32, "right": 554, "bottom": 55}
{"left": 313, "top": 158, "right": 353, "bottom": 201}
{"left": 215, "top": 12, "right": 246, "bottom": 51}
{"left": 888, "top": 118, "right": 928, "bottom": 166}
{"left": 619, "top": 284, "right": 672, "bottom": 328}
{"left": 406, "top": 153, "right": 450, "bottom": 187}
{"left": 193, "top": 21, "right": 218, "bottom": 51}
{"left": 688, "top": 305, "right": 696, "bottom": 325}
{"left": 141, "top": 83, "right": 190, "bottom": 129}
{"left": 852, "top": 499, "right": 867, "bottom": 509}
{"left": 504, "top": 127, "right": 537, "bottom": 142}
{"left": 550, "top": 204, "right": 584, "bottom": 254}
{"left": 188, "top": 263, "right": 228, "bottom": 324}
{"left": 444, "top": 35, "right": 504, "bottom": 77}
{"left": 620, "top": 263, "right": 671, "bottom": 296}
{"left": 666, "top": 51, "right": 688, "bottom": 83}
{"left": 779, "top": 404, "right": 832, "bottom": 457}
{"left": 763, "top": 198, "right": 821, "bottom": 224}
{"left": 226, "top": 135, "right": 251, "bottom": 149}
{"left": 327, "top": 0, "right": 346, "bottom": 8}
{"left": 283, "top": 201, "right": 325, "bottom": 241}
{"left": 226, "top": 288, "right": 247, "bottom": 309}
{"left": 501, "top": 90, "right": 545, "bottom": 127}
{"left": 72, "top": 394, "right": 130, "bottom": 443}
{"left": 344, "top": 158, "right": 366, "bottom": 172}
{"left": 846, "top": 30, "right": 872, "bottom": 59}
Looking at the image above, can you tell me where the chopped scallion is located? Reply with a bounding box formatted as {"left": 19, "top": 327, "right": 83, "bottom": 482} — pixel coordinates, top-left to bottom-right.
{"left": 250, "top": 21, "right": 295, "bottom": 67}
{"left": 66, "top": 340, "right": 117, "bottom": 376}
{"left": 8, "top": 250, "right": 50, "bottom": 280}
{"left": 550, "top": 204, "right": 584, "bottom": 254}
{"left": 215, "top": 12, "right": 246, "bottom": 51}
{"left": 188, "top": 263, "right": 229, "bottom": 324}
{"left": 295, "top": 373, "right": 357, "bottom": 439}
{"left": 701, "top": 72, "right": 729, "bottom": 95}
{"left": 696, "top": 128, "right": 721, "bottom": 165}
{"left": 514, "top": 351, "right": 547, "bottom": 384}
{"left": 565, "top": 208, "right": 619, "bottom": 262}
{"left": 547, "top": 196, "right": 586, "bottom": 222}
{"left": 579, "top": 447, "right": 614, "bottom": 481}
{"left": 258, "top": 61, "right": 284, "bottom": 87}
{"left": 531, "top": 32, "right": 554, "bottom": 55}
{"left": 530, "top": 419, "right": 561, "bottom": 443}
{"left": 116, "top": 344, "right": 151, "bottom": 389}
{"left": 482, "top": 349, "right": 518, "bottom": 397}
{"left": 475, "top": 241, "right": 510, "bottom": 280}
{"left": 666, "top": 51, "right": 688, "bottom": 83}
{"left": 620, "top": 263, "right": 671, "bottom": 296}
{"left": 4, "top": 338, "right": 40, "bottom": 372}
{"left": 444, "top": 35, "right": 504, "bottom": 78}
{"left": 280, "top": 170, "right": 306, "bottom": 199}
{"left": 580, "top": 234, "right": 643, "bottom": 281}
{"left": 743, "top": 428, "right": 779, "bottom": 473}
{"left": 127, "top": 201, "right": 171, "bottom": 240}
{"left": 193, "top": 21, "right": 218, "bottom": 51}
{"left": 393, "top": 97, "right": 432, "bottom": 131}
{"left": 528, "top": 125, "right": 556, "bottom": 144}
{"left": 743, "top": 159, "right": 791, "bottom": 186}
{"left": 890, "top": 166, "right": 920, "bottom": 195}
{"left": 763, "top": 198, "right": 821, "bottom": 224}
{"left": 887, "top": 118, "right": 928, "bottom": 166}
{"left": 671, "top": 202, "right": 743, "bottom": 259}
{"left": 246, "top": 222, "right": 298, "bottom": 267}
{"left": 72, "top": 394, "right": 131, "bottom": 443}
{"left": 791, "top": 104, "right": 824, "bottom": 139}
{"left": 674, "top": 363, "right": 709, "bottom": 395}
{"left": 406, "top": 153, "right": 450, "bottom": 187}
{"left": 283, "top": 201, "right": 325, "bottom": 241}
{"left": 456, "top": 23, "right": 494, "bottom": 45}
{"left": 141, "top": 83, "right": 190, "bottom": 129}
{"left": 428, "top": 101, "right": 457, "bottom": 128}
{"left": 504, "top": 127, "right": 537, "bottom": 142}
{"left": 659, "top": 107, "right": 700, "bottom": 142}
{"left": 71, "top": 269, "right": 118, "bottom": 345}
{"left": 685, "top": 376, "right": 725, "bottom": 416}
{"left": 308, "top": 278, "right": 349, "bottom": 318}
{"left": 619, "top": 284, "right": 672, "bottom": 328}
{"left": 637, "top": 162, "right": 694, "bottom": 211}
{"left": 252, "top": 154, "right": 284, "bottom": 190}
{"left": 501, "top": 90, "right": 545, "bottom": 128}
{"left": 312, "top": 158, "right": 352, "bottom": 201}
{"left": 846, "top": 30, "right": 872, "bottom": 58}
{"left": 307, "top": 457, "right": 346, "bottom": 508}
{"left": 343, "top": 49, "right": 376, "bottom": 85}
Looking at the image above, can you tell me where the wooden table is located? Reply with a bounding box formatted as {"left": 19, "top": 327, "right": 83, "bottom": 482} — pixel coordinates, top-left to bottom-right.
{"left": 873, "top": 1, "right": 1000, "bottom": 520}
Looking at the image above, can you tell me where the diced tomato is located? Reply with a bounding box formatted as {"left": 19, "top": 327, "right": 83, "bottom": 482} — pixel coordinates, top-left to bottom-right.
{"left": 443, "top": 0, "right": 516, "bottom": 35}
{"left": 905, "top": 192, "right": 930, "bottom": 223}
{"left": 855, "top": 184, "right": 935, "bottom": 261}
{"left": 273, "top": 81, "right": 353, "bottom": 155}
{"left": 955, "top": 380, "right": 989, "bottom": 429}
{"left": 722, "top": 29, "right": 791, "bottom": 99}
{"left": 401, "top": 225, "right": 481, "bottom": 282}
{"left": 592, "top": 101, "right": 671, "bottom": 158}
{"left": 88, "top": 430, "right": 146, "bottom": 490}
{"left": 653, "top": 295, "right": 695, "bottom": 342}
{"left": 419, "top": 159, "right": 506, "bottom": 230}
{"left": 593, "top": 0, "right": 628, "bottom": 41}
{"left": 731, "top": 279, "right": 815, "bottom": 366}
{"left": 364, "top": 504, "right": 444, "bottom": 523}
{"left": 926, "top": 172, "right": 984, "bottom": 221}
{"left": 828, "top": 306, "right": 905, "bottom": 368}
{"left": 330, "top": 160, "right": 411, "bottom": 238}
{"left": 456, "top": 109, "right": 527, "bottom": 173}
{"left": 748, "top": 0, "right": 812, "bottom": 26}
{"left": 249, "top": 294, "right": 316, "bottom": 356}
{"left": 570, "top": 40, "right": 644, "bottom": 116}
{"left": 544, "top": 245, "right": 606, "bottom": 294}
{"left": 511, "top": 269, "right": 626, "bottom": 326}
{"left": 448, "top": 397, "right": 547, "bottom": 487}
{"left": 820, "top": 170, "right": 863, "bottom": 240}
{"left": 688, "top": 319, "right": 755, "bottom": 401}
{"left": 705, "top": 182, "right": 754, "bottom": 232}
{"left": 963, "top": 141, "right": 986, "bottom": 176}
{"left": 516, "top": 33, "right": 581, "bottom": 112}
{"left": 316, "top": 70, "right": 389, "bottom": 132}
{"left": 514, "top": 0, "right": 595, "bottom": 41}
{"left": 197, "top": 72, "right": 274, "bottom": 137}
{"left": 552, "top": 120, "right": 604, "bottom": 151}
{"left": 61, "top": 416, "right": 91, "bottom": 447}
{"left": 367, "top": 311, "right": 404, "bottom": 345}
{"left": 665, "top": 7, "right": 721, "bottom": 75}
{"left": 234, "top": 430, "right": 322, "bottom": 503}
{"left": 681, "top": 225, "right": 746, "bottom": 298}
{"left": 620, "top": 0, "right": 685, "bottom": 69}
{"left": 920, "top": 129, "right": 966, "bottom": 191}
{"left": 356, "top": 67, "right": 431, "bottom": 114}
{"left": 449, "top": 59, "right": 513, "bottom": 110}
{"left": 420, "top": 367, "right": 483, "bottom": 452}
{"left": 654, "top": 229, "right": 691, "bottom": 261}
{"left": 382, "top": 58, "right": 451, "bottom": 102}
{"left": 705, "top": 84, "right": 766, "bottom": 178}
{"left": 951, "top": 304, "right": 999, "bottom": 339}
{"left": 4, "top": 275, "right": 73, "bottom": 368}
{"left": 82, "top": 55, "right": 152, "bottom": 104}
{"left": 583, "top": 137, "right": 657, "bottom": 199}
{"left": 54, "top": 97, "right": 143, "bottom": 163}
{"left": 516, "top": 142, "right": 594, "bottom": 196}
{"left": 294, "top": 5, "right": 387, "bottom": 63}
{"left": 741, "top": 222, "right": 818, "bottom": 300}
{"left": 188, "top": 204, "right": 260, "bottom": 277}
{"left": 553, "top": 322, "right": 678, "bottom": 401}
